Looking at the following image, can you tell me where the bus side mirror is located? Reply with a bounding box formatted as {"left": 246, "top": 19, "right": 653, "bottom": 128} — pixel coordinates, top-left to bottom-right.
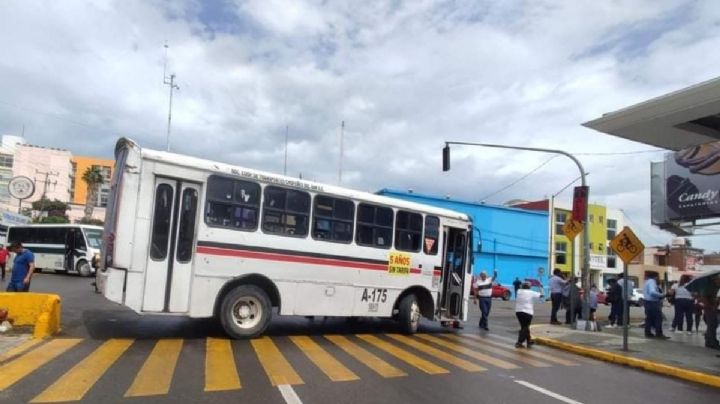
{"left": 442, "top": 145, "right": 451, "bottom": 171}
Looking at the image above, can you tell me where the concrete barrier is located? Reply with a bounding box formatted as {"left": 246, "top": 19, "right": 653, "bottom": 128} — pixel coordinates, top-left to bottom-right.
{"left": 0, "top": 293, "right": 61, "bottom": 338}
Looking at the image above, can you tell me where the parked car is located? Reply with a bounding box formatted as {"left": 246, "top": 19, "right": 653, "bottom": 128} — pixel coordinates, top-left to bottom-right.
{"left": 631, "top": 288, "right": 644, "bottom": 307}
{"left": 470, "top": 276, "right": 512, "bottom": 300}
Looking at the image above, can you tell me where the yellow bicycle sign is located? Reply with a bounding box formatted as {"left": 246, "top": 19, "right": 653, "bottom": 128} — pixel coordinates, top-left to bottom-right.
{"left": 610, "top": 226, "right": 644, "bottom": 264}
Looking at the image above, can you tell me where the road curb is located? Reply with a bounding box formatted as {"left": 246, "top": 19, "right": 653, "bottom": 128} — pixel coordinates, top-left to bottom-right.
{"left": 534, "top": 336, "right": 720, "bottom": 389}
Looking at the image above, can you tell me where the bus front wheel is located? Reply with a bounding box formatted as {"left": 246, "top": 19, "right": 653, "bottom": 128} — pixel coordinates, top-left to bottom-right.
{"left": 398, "top": 294, "right": 420, "bottom": 334}
{"left": 76, "top": 260, "right": 92, "bottom": 277}
{"left": 220, "top": 285, "right": 272, "bottom": 339}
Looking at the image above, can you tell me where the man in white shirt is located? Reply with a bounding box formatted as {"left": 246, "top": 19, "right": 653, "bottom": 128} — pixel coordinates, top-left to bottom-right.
{"left": 475, "top": 270, "right": 497, "bottom": 331}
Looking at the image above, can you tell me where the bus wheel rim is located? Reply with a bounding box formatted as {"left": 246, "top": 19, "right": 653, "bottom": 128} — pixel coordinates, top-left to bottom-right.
{"left": 410, "top": 301, "right": 420, "bottom": 327}
{"left": 231, "top": 296, "right": 262, "bottom": 329}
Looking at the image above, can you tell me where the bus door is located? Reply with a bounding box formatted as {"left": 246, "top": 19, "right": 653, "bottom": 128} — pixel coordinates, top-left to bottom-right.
{"left": 439, "top": 227, "right": 467, "bottom": 318}
{"left": 64, "top": 229, "right": 75, "bottom": 272}
{"left": 143, "top": 178, "right": 201, "bottom": 313}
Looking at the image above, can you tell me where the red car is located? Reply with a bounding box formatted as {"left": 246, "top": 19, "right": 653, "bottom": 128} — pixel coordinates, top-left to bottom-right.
{"left": 471, "top": 276, "right": 512, "bottom": 300}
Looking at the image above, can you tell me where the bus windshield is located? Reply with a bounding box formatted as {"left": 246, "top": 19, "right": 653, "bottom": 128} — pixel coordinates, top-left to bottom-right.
{"left": 84, "top": 228, "right": 103, "bottom": 249}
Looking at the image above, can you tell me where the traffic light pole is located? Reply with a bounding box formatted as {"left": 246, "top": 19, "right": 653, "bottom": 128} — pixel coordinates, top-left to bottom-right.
{"left": 443, "top": 141, "right": 592, "bottom": 330}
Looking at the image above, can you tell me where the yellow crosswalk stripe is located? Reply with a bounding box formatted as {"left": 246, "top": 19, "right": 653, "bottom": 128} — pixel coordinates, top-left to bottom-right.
{"left": 455, "top": 334, "right": 578, "bottom": 366}
{"left": 31, "top": 339, "right": 134, "bottom": 403}
{"left": 205, "top": 338, "right": 241, "bottom": 392}
{"left": 290, "top": 336, "right": 359, "bottom": 382}
{"left": 125, "top": 339, "right": 183, "bottom": 397}
{"left": 250, "top": 337, "right": 304, "bottom": 386}
{"left": 385, "top": 334, "right": 487, "bottom": 372}
{"left": 356, "top": 334, "right": 449, "bottom": 375}
{"left": 0, "top": 338, "right": 43, "bottom": 363}
{"left": 0, "top": 338, "right": 82, "bottom": 391}
{"left": 325, "top": 335, "right": 407, "bottom": 378}
{"left": 431, "top": 334, "right": 549, "bottom": 367}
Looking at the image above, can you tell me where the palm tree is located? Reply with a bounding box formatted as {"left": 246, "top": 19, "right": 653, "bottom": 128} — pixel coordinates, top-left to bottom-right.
{"left": 82, "top": 166, "right": 105, "bottom": 221}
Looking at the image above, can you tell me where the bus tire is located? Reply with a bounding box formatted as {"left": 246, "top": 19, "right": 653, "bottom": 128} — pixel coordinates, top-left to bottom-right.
{"left": 220, "top": 285, "right": 272, "bottom": 339}
{"left": 398, "top": 294, "right": 420, "bottom": 334}
{"left": 76, "top": 260, "right": 92, "bottom": 277}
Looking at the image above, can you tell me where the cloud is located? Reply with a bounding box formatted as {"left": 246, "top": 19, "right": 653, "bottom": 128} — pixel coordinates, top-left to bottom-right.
{"left": 1, "top": 0, "right": 719, "bottom": 249}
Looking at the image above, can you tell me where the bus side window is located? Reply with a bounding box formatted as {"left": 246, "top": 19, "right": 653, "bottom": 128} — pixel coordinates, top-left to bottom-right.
{"left": 423, "top": 216, "right": 439, "bottom": 255}
{"left": 205, "top": 176, "right": 260, "bottom": 231}
{"left": 312, "top": 195, "right": 354, "bottom": 243}
{"left": 356, "top": 203, "right": 393, "bottom": 249}
{"left": 395, "top": 210, "right": 423, "bottom": 252}
{"left": 262, "top": 186, "right": 310, "bottom": 237}
{"left": 75, "top": 231, "right": 86, "bottom": 250}
{"left": 177, "top": 188, "right": 198, "bottom": 263}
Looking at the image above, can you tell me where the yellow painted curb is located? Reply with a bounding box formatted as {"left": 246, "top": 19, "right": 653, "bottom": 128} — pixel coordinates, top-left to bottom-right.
{"left": 535, "top": 336, "right": 720, "bottom": 389}
{"left": 0, "top": 293, "right": 62, "bottom": 338}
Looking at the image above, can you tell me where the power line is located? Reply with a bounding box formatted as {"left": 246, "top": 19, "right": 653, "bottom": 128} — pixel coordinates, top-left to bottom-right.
{"left": 618, "top": 208, "right": 668, "bottom": 245}
{"left": 478, "top": 155, "right": 558, "bottom": 202}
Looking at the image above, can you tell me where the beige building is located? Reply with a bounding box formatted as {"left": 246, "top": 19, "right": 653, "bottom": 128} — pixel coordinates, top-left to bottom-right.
{"left": 11, "top": 144, "right": 73, "bottom": 211}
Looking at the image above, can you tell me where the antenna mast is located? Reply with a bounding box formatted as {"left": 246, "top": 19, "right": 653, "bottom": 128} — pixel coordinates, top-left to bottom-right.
{"left": 163, "top": 42, "right": 180, "bottom": 152}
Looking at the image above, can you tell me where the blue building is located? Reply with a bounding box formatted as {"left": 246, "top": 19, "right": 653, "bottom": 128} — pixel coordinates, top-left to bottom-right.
{"left": 377, "top": 189, "right": 549, "bottom": 294}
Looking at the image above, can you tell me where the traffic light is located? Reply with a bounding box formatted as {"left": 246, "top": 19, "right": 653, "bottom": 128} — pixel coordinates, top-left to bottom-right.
{"left": 442, "top": 145, "right": 451, "bottom": 171}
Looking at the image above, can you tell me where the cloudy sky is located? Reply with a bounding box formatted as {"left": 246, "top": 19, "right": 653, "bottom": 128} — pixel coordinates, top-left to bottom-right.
{"left": 1, "top": 0, "right": 720, "bottom": 249}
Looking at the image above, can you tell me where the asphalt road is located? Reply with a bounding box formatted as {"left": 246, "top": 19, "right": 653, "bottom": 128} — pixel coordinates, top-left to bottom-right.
{"left": 1, "top": 272, "right": 718, "bottom": 404}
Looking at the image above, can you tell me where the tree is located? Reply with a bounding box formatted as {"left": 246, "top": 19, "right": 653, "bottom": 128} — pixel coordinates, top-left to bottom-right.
{"left": 82, "top": 166, "right": 105, "bottom": 221}
{"left": 31, "top": 197, "right": 70, "bottom": 222}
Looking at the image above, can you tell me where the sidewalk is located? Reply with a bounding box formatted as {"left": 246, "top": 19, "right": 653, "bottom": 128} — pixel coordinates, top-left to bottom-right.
{"left": 533, "top": 322, "right": 720, "bottom": 388}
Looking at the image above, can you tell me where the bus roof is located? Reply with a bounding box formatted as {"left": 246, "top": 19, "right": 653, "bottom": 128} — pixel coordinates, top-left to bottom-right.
{"left": 117, "top": 138, "right": 470, "bottom": 222}
{"left": 8, "top": 224, "right": 103, "bottom": 230}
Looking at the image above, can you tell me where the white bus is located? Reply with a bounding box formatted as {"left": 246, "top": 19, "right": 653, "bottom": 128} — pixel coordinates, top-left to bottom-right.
{"left": 97, "top": 138, "right": 474, "bottom": 338}
{"left": 7, "top": 224, "right": 103, "bottom": 277}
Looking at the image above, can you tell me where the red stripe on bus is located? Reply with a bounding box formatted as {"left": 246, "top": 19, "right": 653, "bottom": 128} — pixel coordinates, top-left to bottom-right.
{"left": 196, "top": 246, "right": 422, "bottom": 274}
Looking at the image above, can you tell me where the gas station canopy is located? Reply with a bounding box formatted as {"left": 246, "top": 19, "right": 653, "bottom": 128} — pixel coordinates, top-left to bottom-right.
{"left": 583, "top": 77, "right": 720, "bottom": 151}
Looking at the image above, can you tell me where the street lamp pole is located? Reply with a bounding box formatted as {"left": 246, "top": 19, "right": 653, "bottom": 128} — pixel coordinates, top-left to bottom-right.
{"left": 443, "top": 141, "right": 592, "bottom": 329}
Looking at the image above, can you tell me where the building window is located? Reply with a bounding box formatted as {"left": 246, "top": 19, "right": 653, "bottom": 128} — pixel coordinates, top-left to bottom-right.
{"left": 262, "top": 186, "right": 311, "bottom": 237}
{"left": 606, "top": 218, "right": 617, "bottom": 240}
{"left": 589, "top": 214, "right": 594, "bottom": 223}
{"left": 607, "top": 248, "right": 616, "bottom": 268}
{"left": 590, "top": 242, "right": 594, "bottom": 251}
{"left": 98, "top": 188, "right": 110, "bottom": 207}
{"left": 205, "top": 176, "right": 261, "bottom": 231}
{"left": 356, "top": 203, "right": 393, "bottom": 248}
{"left": 0, "top": 154, "right": 13, "bottom": 169}
{"left": 599, "top": 216, "right": 604, "bottom": 225}
{"left": 599, "top": 244, "right": 604, "bottom": 252}
{"left": 311, "top": 195, "right": 354, "bottom": 243}
{"left": 555, "top": 242, "right": 567, "bottom": 265}
{"left": 555, "top": 212, "right": 567, "bottom": 235}
{"left": 395, "top": 210, "right": 423, "bottom": 252}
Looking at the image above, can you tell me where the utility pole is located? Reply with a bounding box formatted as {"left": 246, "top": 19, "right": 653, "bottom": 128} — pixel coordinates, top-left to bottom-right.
{"left": 34, "top": 169, "right": 58, "bottom": 217}
{"left": 443, "top": 141, "right": 593, "bottom": 330}
{"left": 163, "top": 42, "right": 180, "bottom": 152}
{"left": 284, "top": 125, "right": 289, "bottom": 176}
{"left": 338, "top": 121, "right": 344, "bottom": 184}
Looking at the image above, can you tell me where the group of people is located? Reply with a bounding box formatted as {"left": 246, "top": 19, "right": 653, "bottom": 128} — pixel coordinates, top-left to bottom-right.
{"left": 548, "top": 269, "right": 603, "bottom": 325}
{"left": 0, "top": 242, "right": 36, "bottom": 292}
{"left": 667, "top": 273, "right": 720, "bottom": 350}
{"left": 474, "top": 269, "right": 544, "bottom": 349}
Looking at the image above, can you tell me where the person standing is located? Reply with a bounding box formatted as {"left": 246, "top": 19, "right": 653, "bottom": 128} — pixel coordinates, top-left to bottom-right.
{"left": 6, "top": 241, "right": 35, "bottom": 292}
{"left": 671, "top": 275, "right": 694, "bottom": 334}
{"left": 475, "top": 270, "right": 497, "bottom": 331}
{"left": 606, "top": 278, "right": 623, "bottom": 328}
{"left": 515, "top": 282, "right": 543, "bottom": 348}
{"left": 513, "top": 277, "right": 522, "bottom": 299}
{"left": 701, "top": 274, "right": 720, "bottom": 349}
{"left": 643, "top": 272, "right": 669, "bottom": 339}
{"left": 565, "top": 278, "right": 582, "bottom": 324}
{"left": 549, "top": 269, "right": 567, "bottom": 325}
{"left": 0, "top": 244, "right": 7, "bottom": 282}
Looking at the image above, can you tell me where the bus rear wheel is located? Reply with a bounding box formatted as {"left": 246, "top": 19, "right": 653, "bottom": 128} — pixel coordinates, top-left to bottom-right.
{"left": 220, "top": 285, "right": 272, "bottom": 339}
{"left": 398, "top": 294, "right": 420, "bottom": 334}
